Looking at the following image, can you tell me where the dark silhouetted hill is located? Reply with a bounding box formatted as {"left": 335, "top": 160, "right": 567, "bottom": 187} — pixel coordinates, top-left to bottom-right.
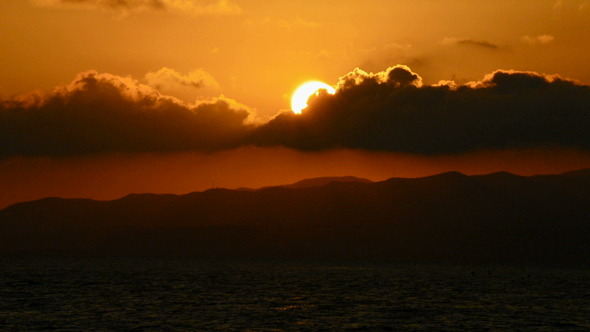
{"left": 236, "top": 176, "right": 372, "bottom": 191}
{"left": 266, "top": 176, "right": 372, "bottom": 190}
{"left": 1, "top": 170, "right": 589, "bottom": 264}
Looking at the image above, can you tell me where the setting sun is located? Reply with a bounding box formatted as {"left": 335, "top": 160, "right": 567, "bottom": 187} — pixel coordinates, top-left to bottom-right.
{"left": 2, "top": 2, "right": 590, "bottom": 328}
{"left": 291, "top": 81, "right": 336, "bottom": 114}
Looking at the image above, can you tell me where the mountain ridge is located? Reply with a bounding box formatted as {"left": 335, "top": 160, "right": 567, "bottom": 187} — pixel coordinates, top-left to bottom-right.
{"left": 234, "top": 175, "right": 373, "bottom": 192}
{"left": 1, "top": 169, "right": 589, "bottom": 264}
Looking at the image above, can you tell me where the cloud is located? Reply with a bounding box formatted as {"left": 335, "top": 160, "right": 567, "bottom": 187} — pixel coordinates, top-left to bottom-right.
{"left": 336, "top": 65, "right": 423, "bottom": 90}
{"left": 441, "top": 37, "right": 499, "bottom": 50}
{"left": 145, "top": 67, "right": 220, "bottom": 89}
{"left": 144, "top": 67, "right": 221, "bottom": 101}
{"left": 31, "top": 0, "right": 242, "bottom": 16}
{"left": 2, "top": 66, "right": 590, "bottom": 158}
{"left": 521, "top": 34, "right": 555, "bottom": 46}
{"left": 0, "top": 70, "right": 253, "bottom": 157}
{"left": 251, "top": 65, "right": 590, "bottom": 154}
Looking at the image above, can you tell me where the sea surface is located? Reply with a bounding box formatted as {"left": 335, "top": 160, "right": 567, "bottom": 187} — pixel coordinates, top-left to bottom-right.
{"left": 0, "top": 257, "right": 589, "bottom": 331}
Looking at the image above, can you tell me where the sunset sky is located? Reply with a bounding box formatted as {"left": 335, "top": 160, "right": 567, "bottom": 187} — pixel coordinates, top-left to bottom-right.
{"left": 1, "top": 0, "right": 590, "bottom": 208}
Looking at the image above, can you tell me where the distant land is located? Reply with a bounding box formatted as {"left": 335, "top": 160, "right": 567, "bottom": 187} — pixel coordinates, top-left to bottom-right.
{"left": 239, "top": 176, "right": 373, "bottom": 191}
{"left": 1, "top": 171, "right": 589, "bottom": 265}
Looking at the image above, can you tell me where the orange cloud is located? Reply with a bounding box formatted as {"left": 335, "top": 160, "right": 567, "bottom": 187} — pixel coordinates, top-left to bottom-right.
{"left": 145, "top": 67, "right": 219, "bottom": 89}
{"left": 521, "top": 34, "right": 555, "bottom": 46}
{"left": 144, "top": 67, "right": 220, "bottom": 102}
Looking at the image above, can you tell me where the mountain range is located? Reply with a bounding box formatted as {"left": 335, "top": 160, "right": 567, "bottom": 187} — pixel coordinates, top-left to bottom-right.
{"left": 1, "top": 171, "right": 589, "bottom": 264}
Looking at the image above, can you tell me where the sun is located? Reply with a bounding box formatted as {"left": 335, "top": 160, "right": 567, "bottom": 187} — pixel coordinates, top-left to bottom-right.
{"left": 291, "top": 81, "right": 336, "bottom": 114}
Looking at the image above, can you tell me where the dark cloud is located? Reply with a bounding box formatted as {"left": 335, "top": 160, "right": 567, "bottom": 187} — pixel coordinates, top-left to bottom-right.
{"left": 0, "top": 71, "right": 253, "bottom": 157}
{"left": 252, "top": 66, "right": 590, "bottom": 154}
{"left": 441, "top": 37, "right": 499, "bottom": 50}
{"left": 457, "top": 39, "right": 498, "bottom": 49}
{"left": 2, "top": 66, "right": 590, "bottom": 158}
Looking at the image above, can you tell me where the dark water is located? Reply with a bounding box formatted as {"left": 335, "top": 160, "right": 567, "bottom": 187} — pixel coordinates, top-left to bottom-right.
{"left": 1, "top": 258, "right": 589, "bottom": 331}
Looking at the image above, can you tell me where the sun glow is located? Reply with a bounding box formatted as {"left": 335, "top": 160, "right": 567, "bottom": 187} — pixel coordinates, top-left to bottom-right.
{"left": 291, "top": 81, "right": 336, "bottom": 114}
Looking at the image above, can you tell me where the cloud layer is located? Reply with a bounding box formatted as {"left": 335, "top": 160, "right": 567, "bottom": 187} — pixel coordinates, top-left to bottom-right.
{"left": 1, "top": 65, "right": 590, "bottom": 157}
{"left": 253, "top": 65, "right": 590, "bottom": 153}
{"left": 0, "top": 71, "right": 253, "bottom": 157}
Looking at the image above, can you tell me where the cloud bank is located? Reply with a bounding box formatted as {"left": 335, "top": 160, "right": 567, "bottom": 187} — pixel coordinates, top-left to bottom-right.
{"left": 0, "top": 71, "right": 253, "bottom": 157}
{"left": 1, "top": 65, "right": 589, "bottom": 157}
{"left": 253, "top": 65, "right": 590, "bottom": 153}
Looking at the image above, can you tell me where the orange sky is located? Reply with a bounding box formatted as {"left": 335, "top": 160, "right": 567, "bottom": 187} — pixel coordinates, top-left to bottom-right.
{"left": 2, "top": 147, "right": 590, "bottom": 209}
{"left": 1, "top": 0, "right": 590, "bottom": 207}
{"left": 2, "top": 0, "right": 590, "bottom": 117}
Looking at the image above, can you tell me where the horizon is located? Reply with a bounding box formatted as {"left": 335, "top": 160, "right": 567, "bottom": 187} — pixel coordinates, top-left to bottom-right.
{"left": 0, "top": 0, "right": 590, "bottom": 220}
{"left": 2, "top": 2, "right": 590, "bottom": 329}
{"left": 3, "top": 166, "right": 589, "bottom": 265}
{"left": 3, "top": 166, "right": 590, "bottom": 209}
{"left": 1, "top": 1, "right": 590, "bottom": 214}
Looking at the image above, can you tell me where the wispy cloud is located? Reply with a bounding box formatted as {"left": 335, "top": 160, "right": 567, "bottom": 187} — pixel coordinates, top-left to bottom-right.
{"left": 31, "top": 0, "right": 242, "bottom": 16}
{"left": 440, "top": 37, "right": 499, "bottom": 50}
{"left": 145, "top": 67, "right": 220, "bottom": 89}
{"left": 521, "top": 34, "right": 555, "bottom": 46}
{"left": 143, "top": 67, "right": 222, "bottom": 102}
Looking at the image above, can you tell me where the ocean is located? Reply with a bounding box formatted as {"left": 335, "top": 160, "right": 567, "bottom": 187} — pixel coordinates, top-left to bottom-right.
{"left": 1, "top": 257, "right": 589, "bottom": 331}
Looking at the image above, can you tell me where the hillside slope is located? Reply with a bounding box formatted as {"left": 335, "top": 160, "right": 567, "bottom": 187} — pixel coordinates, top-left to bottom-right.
{"left": 1, "top": 170, "right": 589, "bottom": 264}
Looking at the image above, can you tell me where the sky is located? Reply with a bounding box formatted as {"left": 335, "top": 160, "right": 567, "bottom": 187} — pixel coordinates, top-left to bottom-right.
{"left": 1, "top": 0, "right": 590, "bottom": 208}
